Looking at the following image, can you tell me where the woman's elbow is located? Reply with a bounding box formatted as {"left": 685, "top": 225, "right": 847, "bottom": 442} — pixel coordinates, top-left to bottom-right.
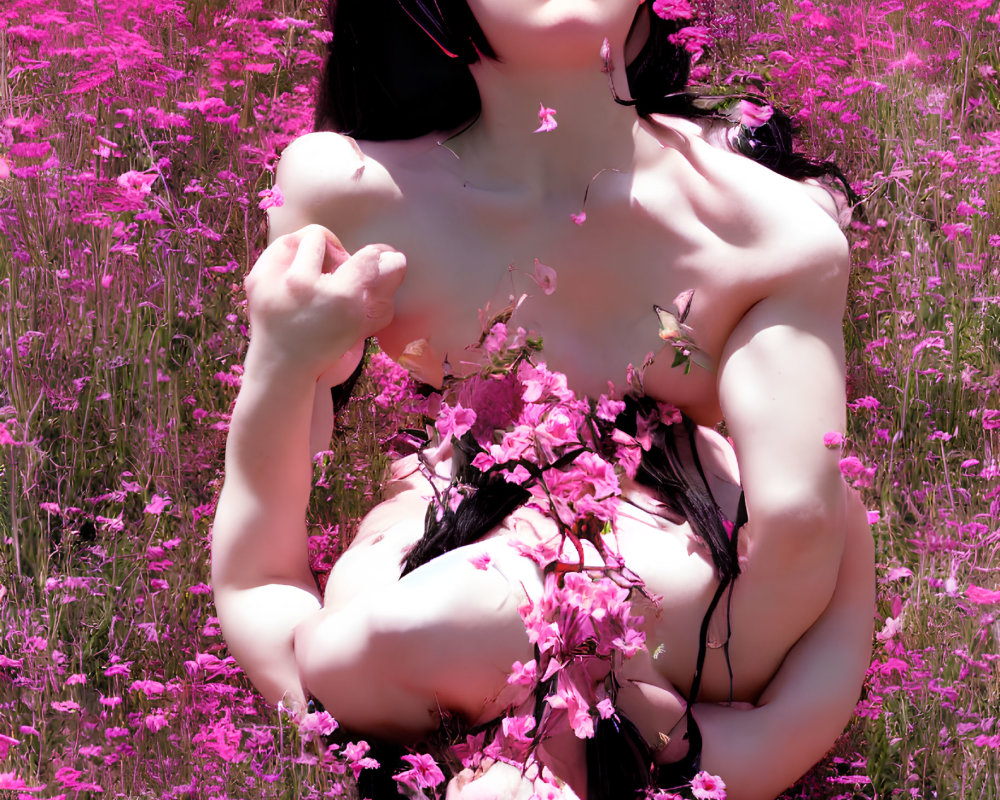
{"left": 748, "top": 478, "right": 848, "bottom": 566}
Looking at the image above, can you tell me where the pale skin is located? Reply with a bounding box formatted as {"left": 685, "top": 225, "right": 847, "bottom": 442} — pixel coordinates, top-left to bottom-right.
{"left": 211, "top": 3, "right": 876, "bottom": 798}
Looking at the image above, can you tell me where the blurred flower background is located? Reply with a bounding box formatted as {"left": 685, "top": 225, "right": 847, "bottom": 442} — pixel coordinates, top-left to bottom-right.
{"left": 0, "top": 0, "right": 998, "bottom": 797}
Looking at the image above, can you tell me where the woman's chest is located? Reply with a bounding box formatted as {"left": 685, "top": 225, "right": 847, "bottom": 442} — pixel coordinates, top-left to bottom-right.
{"left": 349, "top": 185, "right": 756, "bottom": 407}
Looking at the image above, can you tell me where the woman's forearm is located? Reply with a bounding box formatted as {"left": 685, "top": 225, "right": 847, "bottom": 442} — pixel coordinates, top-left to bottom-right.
{"left": 688, "top": 492, "right": 875, "bottom": 800}
{"left": 212, "top": 343, "right": 323, "bottom": 588}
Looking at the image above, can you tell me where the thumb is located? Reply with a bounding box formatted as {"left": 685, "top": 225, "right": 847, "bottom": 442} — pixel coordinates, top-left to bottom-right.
{"left": 325, "top": 244, "right": 406, "bottom": 294}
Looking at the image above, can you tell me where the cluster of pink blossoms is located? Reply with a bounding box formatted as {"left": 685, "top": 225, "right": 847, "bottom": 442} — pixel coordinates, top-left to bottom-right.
{"left": 423, "top": 318, "right": 656, "bottom": 773}
{"left": 414, "top": 315, "right": 729, "bottom": 797}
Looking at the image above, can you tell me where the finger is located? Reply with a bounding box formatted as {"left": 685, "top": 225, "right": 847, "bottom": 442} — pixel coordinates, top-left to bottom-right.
{"left": 324, "top": 244, "right": 406, "bottom": 294}
{"left": 286, "top": 225, "right": 327, "bottom": 282}
{"left": 374, "top": 248, "right": 407, "bottom": 293}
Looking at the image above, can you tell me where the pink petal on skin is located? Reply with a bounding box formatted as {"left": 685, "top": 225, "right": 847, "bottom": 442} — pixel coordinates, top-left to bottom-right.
{"left": 468, "top": 552, "right": 491, "bottom": 571}
{"left": 739, "top": 99, "right": 774, "bottom": 129}
{"left": 533, "top": 259, "right": 558, "bottom": 295}
{"left": 570, "top": 211, "right": 587, "bottom": 225}
{"left": 600, "top": 37, "right": 613, "bottom": 72}
{"left": 534, "top": 103, "right": 557, "bottom": 133}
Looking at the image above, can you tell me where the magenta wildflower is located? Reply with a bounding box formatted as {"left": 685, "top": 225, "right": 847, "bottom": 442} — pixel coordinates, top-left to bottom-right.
{"left": 257, "top": 185, "right": 283, "bottom": 210}
{"left": 690, "top": 770, "right": 727, "bottom": 799}
{"left": 143, "top": 494, "right": 171, "bottom": 515}
{"left": 393, "top": 753, "right": 445, "bottom": 790}
{"left": 667, "top": 26, "right": 713, "bottom": 58}
{"left": 116, "top": 169, "right": 156, "bottom": 196}
{"left": 823, "top": 431, "right": 845, "bottom": 447}
{"left": 652, "top": 0, "right": 694, "bottom": 20}
{"left": 0, "top": 772, "right": 45, "bottom": 791}
{"left": 966, "top": 584, "right": 1000, "bottom": 605}
{"left": 0, "top": 735, "right": 19, "bottom": 760}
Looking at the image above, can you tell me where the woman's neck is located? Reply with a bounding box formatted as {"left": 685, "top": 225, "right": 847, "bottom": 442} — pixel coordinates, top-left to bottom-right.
{"left": 442, "top": 46, "right": 639, "bottom": 204}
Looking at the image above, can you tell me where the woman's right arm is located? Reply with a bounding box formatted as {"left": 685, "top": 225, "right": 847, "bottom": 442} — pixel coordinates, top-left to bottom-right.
{"left": 211, "top": 225, "right": 405, "bottom": 708}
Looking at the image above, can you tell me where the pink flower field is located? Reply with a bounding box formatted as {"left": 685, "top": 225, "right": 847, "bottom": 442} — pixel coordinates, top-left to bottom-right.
{"left": 1, "top": 0, "right": 998, "bottom": 797}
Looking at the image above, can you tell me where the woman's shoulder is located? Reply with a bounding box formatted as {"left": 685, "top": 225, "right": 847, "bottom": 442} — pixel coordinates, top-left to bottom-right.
{"left": 639, "top": 113, "right": 850, "bottom": 273}
{"left": 268, "top": 131, "right": 411, "bottom": 244}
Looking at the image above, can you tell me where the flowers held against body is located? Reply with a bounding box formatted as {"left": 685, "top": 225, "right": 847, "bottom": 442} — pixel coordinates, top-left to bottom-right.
{"left": 356, "top": 296, "right": 725, "bottom": 797}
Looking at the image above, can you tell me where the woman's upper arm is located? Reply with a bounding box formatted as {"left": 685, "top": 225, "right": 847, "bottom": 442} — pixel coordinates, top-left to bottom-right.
{"left": 716, "top": 225, "right": 850, "bottom": 568}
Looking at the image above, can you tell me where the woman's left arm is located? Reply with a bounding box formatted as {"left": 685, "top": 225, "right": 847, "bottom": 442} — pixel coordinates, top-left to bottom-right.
{"left": 689, "top": 489, "right": 875, "bottom": 800}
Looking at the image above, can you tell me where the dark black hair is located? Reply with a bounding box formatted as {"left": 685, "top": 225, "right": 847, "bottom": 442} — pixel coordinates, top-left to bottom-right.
{"left": 315, "top": 0, "right": 856, "bottom": 198}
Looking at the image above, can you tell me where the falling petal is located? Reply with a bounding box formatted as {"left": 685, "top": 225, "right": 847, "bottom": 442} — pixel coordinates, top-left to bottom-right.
{"left": 535, "top": 103, "right": 558, "bottom": 133}
{"left": 533, "top": 259, "right": 558, "bottom": 295}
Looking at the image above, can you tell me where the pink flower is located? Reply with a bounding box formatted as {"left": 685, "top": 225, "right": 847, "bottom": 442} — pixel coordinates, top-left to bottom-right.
{"left": 690, "top": 770, "right": 727, "bottom": 799}
{"left": 393, "top": 753, "right": 445, "bottom": 790}
{"left": 0, "top": 772, "right": 45, "bottom": 791}
{"left": 739, "top": 100, "right": 774, "bottom": 129}
{"left": 257, "top": 185, "right": 284, "bottom": 210}
{"left": 435, "top": 402, "right": 477, "bottom": 442}
{"left": 0, "top": 735, "right": 20, "bottom": 760}
{"left": 596, "top": 698, "right": 616, "bottom": 719}
{"left": 839, "top": 456, "right": 866, "bottom": 477}
{"left": 652, "top": 0, "right": 694, "bottom": 20}
{"left": 128, "top": 679, "right": 166, "bottom": 696}
{"left": 144, "top": 712, "right": 169, "bottom": 733}
{"left": 600, "top": 38, "right": 613, "bottom": 72}
{"left": 501, "top": 714, "right": 536, "bottom": 742}
{"left": 668, "top": 25, "right": 713, "bottom": 58}
{"left": 144, "top": 494, "right": 171, "bottom": 515}
{"left": 611, "top": 627, "right": 646, "bottom": 658}
{"left": 116, "top": 169, "right": 157, "bottom": 195}
{"left": 966, "top": 584, "right": 1000, "bottom": 605}
{"left": 533, "top": 258, "right": 558, "bottom": 295}
{"left": 483, "top": 321, "right": 508, "bottom": 355}
{"left": 535, "top": 103, "right": 557, "bottom": 133}
{"left": 507, "top": 659, "right": 537, "bottom": 686}
{"left": 823, "top": 431, "right": 844, "bottom": 448}
{"left": 545, "top": 681, "right": 594, "bottom": 739}
{"left": 297, "top": 709, "right": 339, "bottom": 742}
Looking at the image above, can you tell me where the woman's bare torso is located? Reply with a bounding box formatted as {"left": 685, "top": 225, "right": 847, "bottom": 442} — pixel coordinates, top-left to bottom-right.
{"left": 280, "top": 115, "right": 850, "bottom": 708}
